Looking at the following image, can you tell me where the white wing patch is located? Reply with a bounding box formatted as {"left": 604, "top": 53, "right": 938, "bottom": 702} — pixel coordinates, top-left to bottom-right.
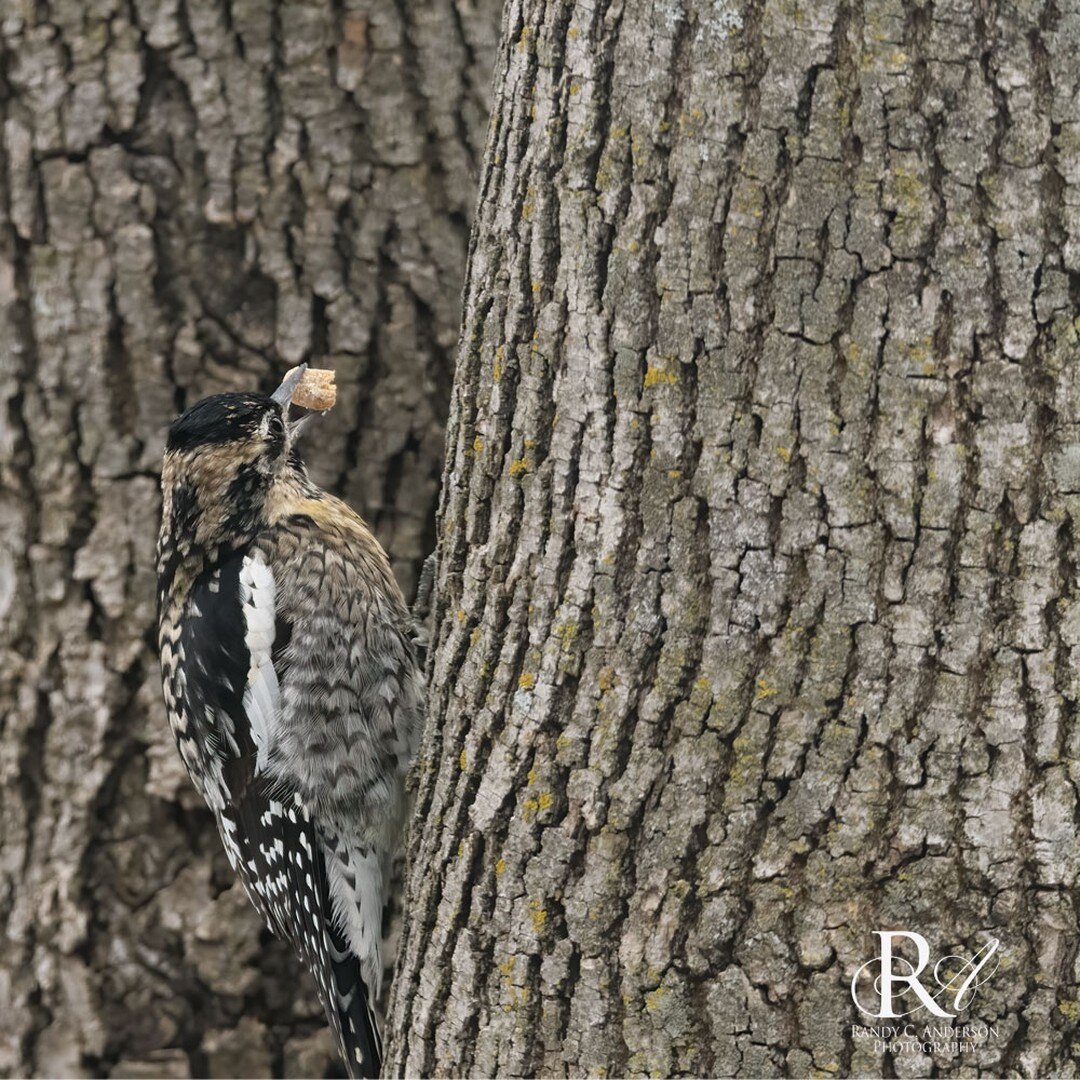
{"left": 240, "top": 552, "right": 280, "bottom": 774}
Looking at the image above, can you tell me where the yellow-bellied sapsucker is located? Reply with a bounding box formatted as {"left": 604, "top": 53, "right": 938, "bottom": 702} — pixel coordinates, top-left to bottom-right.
{"left": 156, "top": 367, "right": 423, "bottom": 1078}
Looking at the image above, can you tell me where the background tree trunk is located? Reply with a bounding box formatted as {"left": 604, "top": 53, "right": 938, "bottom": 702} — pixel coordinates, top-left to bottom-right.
{"left": 0, "top": 0, "right": 498, "bottom": 1074}
{"left": 388, "top": 0, "right": 1080, "bottom": 1076}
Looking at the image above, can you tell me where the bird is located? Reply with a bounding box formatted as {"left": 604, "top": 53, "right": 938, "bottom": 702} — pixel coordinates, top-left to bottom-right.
{"left": 156, "top": 366, "right": 423, "bottom": 1078}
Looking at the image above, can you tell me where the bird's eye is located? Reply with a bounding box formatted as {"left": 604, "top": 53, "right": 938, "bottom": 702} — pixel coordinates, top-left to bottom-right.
{"left": 257, "top": 411, "right": 285, "bottom": 441}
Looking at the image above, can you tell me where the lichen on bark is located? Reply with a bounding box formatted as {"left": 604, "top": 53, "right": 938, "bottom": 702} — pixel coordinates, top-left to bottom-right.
{"left": 387, "top": 0, "right": 1080, "bottom": 1076}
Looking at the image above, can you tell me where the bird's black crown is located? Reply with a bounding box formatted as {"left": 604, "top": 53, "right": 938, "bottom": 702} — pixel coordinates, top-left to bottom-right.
{"left": 167, "top": 392, "right": 285, "bottom": 454}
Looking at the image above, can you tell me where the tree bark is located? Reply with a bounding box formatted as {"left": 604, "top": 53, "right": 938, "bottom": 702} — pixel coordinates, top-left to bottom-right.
{"left": 388, "top": 0, "right": 1080, "bottom": 1076}
{"left": 0, "top": 1, "right": 498, "bottom": 1075}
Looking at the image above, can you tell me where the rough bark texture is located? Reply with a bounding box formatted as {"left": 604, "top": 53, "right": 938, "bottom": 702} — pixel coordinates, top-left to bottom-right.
{"left": 0, "top": 0, "right": 498, "bottom": 1074}
{"left": 388, "top": 0, "right": 1080, "bottom": 1076}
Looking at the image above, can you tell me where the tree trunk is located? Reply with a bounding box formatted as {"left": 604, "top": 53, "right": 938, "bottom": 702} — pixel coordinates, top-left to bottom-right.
{"left": 388, "top": 0, "right": 1080, "bottom": 1075}
{"left": 0, "top": 1, "right": 498, "bottom": 1075}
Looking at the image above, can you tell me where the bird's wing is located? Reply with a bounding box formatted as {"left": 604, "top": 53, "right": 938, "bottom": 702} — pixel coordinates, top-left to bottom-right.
{"left": 260, "top": 514, "right": 425, "bottom": 989}
{"left": 174, "top": 548, "right": 380, "bottom": 1078}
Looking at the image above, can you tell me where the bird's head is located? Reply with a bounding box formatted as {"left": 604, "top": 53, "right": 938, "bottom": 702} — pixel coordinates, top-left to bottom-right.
{"left": 159, "top": 367, "right": 312, "bottom": 563}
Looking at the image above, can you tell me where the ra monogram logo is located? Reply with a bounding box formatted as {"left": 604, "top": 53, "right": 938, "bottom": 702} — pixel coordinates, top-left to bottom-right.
{"left": 850, "top": 931, "right": 1001, "bottom": 1019}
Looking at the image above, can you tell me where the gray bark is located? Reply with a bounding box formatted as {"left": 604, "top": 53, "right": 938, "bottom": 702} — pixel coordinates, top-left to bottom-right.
{"left": 388, "top": 0, "right": 1080, "bottom": 1076}
{"left": 0, "top": 0, "right": 498, "bottom": 1075}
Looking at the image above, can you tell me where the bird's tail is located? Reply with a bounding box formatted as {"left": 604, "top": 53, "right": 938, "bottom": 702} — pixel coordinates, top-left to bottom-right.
{"left": 237, "top": 789, "right": 383, "bottom": 1078}
{"left": 325, "top": 918, "right": 383, "bottom": 1079}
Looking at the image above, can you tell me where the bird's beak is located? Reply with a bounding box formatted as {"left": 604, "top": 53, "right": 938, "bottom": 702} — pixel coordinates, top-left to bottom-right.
{"left": 288, "top": 413, "right": 315, "bottom": 441}
{"left": 271, "top": 364, "right": 320, "bottom": 442}
{"left": 271, "top": 364, "right": 308, "bottom": 407}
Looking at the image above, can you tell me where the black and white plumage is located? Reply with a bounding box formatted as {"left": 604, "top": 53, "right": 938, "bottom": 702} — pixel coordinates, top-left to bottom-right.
{"left": 157, "top": 371, "right": 423, "bottom": 1078}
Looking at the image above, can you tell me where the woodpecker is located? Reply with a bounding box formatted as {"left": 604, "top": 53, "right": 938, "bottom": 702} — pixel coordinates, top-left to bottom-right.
{"left": 156, "top": 367, "right": 423, "bottom": 1078}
